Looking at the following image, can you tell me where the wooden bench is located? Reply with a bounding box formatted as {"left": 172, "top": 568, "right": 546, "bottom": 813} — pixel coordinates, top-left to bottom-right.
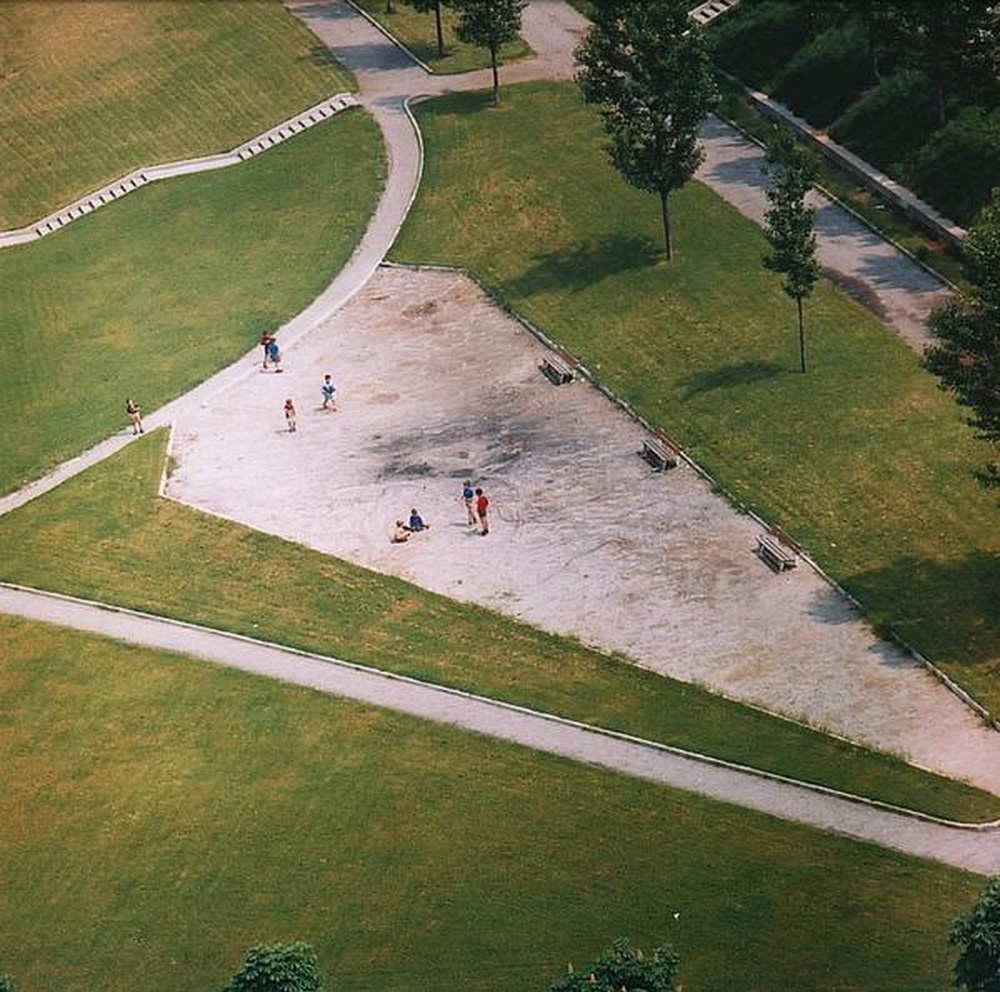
{"left": 640, "top": 435, "right": 681, "bottom": 471}
{"left": 756, "top": 532, "right": 797, "bottom": 572}
{"left": 539, "top": 353, "right": 575, "bottom": 385}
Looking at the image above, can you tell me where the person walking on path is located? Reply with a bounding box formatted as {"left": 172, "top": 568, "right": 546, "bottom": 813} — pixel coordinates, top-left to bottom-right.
{"left": 283, "top": 398, "right": 297, "bottom": 433}
{"left": 475, "top": 487, "right": 490, "bottom": 536}
{"left": 321, "top": 374, "right": 337, "bottom": 410}
{"left": 267, "top": 337, "right": 283, "bottom": 373}
{"left": 461, "top": 480, "right": 477, "bottom": 526}
{"left": 260, "top": 332, "right": 276, "bottom": 369}
{"left": 125, "top": 398, "right": 144, "bottom": 436}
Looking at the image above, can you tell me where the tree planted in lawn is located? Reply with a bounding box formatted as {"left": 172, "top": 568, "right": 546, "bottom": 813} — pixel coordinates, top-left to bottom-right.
{"left": 222, "top": 942, "right": 323, "bottom": 992}
{"left": 452, "top": 0, "right": 526, "bottom": 105}
{"left": 925, "top": 189, "right": 1000, "bottom": 490}
{"left": 575, "top": 0, "right": 719, "bottom": 260}
{"left": 762, "top": 130, "right": 821, "bottom": 373}
{"left": 404, "top": 0, "right": 447, "bottom": 58}
{"left": 549, "top": 937, "right": 680, "bottom": 992}
{"left": 950, "top": 878, "right": 1000, "bottom": 991}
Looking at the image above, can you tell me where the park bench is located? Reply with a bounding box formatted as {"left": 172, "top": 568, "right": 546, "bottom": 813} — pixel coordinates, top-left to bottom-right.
{"left": 640, "top": 433, "right": 682, "bottom": 471}
{"left": 756, "top": 531, "right": 798, "bottom": 572}
{"left": 539, "top": 352, "right": 575, "bottom": 385}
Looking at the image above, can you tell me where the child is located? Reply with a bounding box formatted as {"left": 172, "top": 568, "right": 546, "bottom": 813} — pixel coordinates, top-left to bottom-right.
{"left": 461, "top": 480, "right": 477, "bottom": 526}
{"left": 321, "top": 374, "right": 337, "bottom": 410}
{"left": 475, "top": 488, "right": 489, "bottom": 536}
{"left": 125, "top": 398, "right": 144, "bottom": 435}
{"left": 267, "top": 337, "right": 283, "bottom": 372}
{"left": 283, "top": 398, "right": 297, "bottom": 433}
{"left": 407, "top": 508, "right": 429, "bottom": 533}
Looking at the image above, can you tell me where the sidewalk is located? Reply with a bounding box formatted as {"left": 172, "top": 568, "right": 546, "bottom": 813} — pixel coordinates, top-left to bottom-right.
{"left": 4, "top": 582, "right": 998, "bottom": 875}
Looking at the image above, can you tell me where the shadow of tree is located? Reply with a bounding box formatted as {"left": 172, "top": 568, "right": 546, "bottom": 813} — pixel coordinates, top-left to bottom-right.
{"left": 679, "top": 360, "right": 787, "bottom": 399}
{"left": 508, "top": 233, "right": 661, "bottom": 297}
{"left": 841, "top": 550, "right": 1000, "bottom": 681}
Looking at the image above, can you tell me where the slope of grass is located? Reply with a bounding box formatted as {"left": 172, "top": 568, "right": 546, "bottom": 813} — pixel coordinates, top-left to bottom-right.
{"left": 390, "top": 81, "right": 1000, "bottom": 714}
{"left": 0, "top": 108, "right": 383, "bottom": 497}
{"left": 352, "top": 1, "right": 531, "bottom": 74}
{"left": 1, "top": 431, "right": 998, "bottom": 823}
{"left": 0, "top": 615, "right": 980, "bottom": 991}
{"left": 0, "top": 0, "right": 354, "bottom": 228}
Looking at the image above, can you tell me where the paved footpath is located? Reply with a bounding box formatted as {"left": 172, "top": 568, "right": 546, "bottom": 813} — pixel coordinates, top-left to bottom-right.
{"left": 3, "top": 582, "right": 998, "bottom": 874}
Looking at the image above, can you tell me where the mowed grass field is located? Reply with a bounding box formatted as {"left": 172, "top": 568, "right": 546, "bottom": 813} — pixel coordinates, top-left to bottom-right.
{"left": 391, "top": 81, "right": 1000, "bottom": 715}
{"left": 1, "top": 614, "right": 982, "bottom": 992}
{"left": 2, "top": 432, "right": 999, "bottom": 823}
{"left": 0, "top": 107, "right": 383, "bottom": 497}
{"left": 352, "top": 0, "right": 532, "bottom": 74}
{"left": 0, "top": 0, "right": 354, "bottom": 228}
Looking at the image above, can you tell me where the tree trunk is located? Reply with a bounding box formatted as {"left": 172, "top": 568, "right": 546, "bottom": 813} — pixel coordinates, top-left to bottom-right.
{"left": 797, "top": 296, "right": 807, "bottom": 373}
{"left": 659, "top": 189, "right": 673, "bottom": 260}
{"left": 434, "top": 1, "right": 444, "bottom": 58}
{"left": 490, "top": 44, "right": 500, "bottom": 105}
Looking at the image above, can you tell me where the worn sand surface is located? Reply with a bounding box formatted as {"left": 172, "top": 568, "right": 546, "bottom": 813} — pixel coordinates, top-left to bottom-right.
{"left": 165, "top": 265, "right": 1000, "bottom": 793}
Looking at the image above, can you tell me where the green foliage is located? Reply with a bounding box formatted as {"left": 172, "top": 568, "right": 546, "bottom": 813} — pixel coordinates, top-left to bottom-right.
{"left": 907, "top": 107, "right": 1000, "bottom": 226}
{"left": 575, "top": 0, "right": 719, "bottom": 257}
{"left": 925, "top": 190, "right": 1000, "bottom": 485}
{"left": 550, "top": 937, "right": 679, "bottom": 992}
{"left": 829, "top": 69, "right": 939, "bottom": 171}
{"left": 772, "top": 21, "right": 875, "bottom": 129}
{"left": 950, "top": 879, "right": 1000, "bottom": 992}
{"left": 0, "top": 976, "right": 15, "bottom": 992}
{"left": 452, "top": 0, "right": 527, "bottom": 103}
{"left": 709, "top": 0, "right": 809, "bottom": 90}
{"left": 223, "top": 942, "right": 322, "bottom": 992}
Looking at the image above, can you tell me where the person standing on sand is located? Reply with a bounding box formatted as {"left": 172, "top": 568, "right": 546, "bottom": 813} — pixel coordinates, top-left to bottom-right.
{"left": 125, "top": 398, "right": 144, "bottom": 435}
{"left": 475, "top": 487, "right": 490, "bottom": 536}
{"left": 284, "top": 398, "right": 297, "bottom": 433}
{"left": 321, "top": 374, "right": 337, "bottom": 410}
{"left": 461, "top": 480, "right": 477, "bottom": 526}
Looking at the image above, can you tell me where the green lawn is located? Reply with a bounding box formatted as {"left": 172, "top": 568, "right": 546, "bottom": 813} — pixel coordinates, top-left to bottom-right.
{"left": 0, "top": 108, "right": 383, "bottom": 497}
{"left": 353, "top": 0, "right": 532, "bottom": 74}
{"left": 2, "top": 431, "right": 998, "bottom": 823}
{"left": 0, "top": 615, "right": 982, "bottom": 991}
{"left": 0, "top": 0, "right": 354, "bottom": 229}
{"left": 390, "top": 81, "right": 1000, "bottom": 716}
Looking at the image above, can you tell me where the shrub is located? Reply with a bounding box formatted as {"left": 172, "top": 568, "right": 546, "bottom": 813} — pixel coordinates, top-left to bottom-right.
{"left": 829, "top": 69, "right": 940, "bottom": 171}
{"left": 907, "top": 106, "right": 1000, "bottom": 226}
{"left": 772, "top": 21, "right": 874, "bottom": 129}
{"left": 709, "top": 0, "right": 808, "bottom": 90}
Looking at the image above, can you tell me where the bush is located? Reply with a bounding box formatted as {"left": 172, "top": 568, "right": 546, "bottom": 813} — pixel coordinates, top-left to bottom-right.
{"left": 829, "top": 69, "right": 940, "bottom": 172}
{"left": 772, "top": 21, "right": 874, "bottom": 129}
{"left": 907, "top": 106, "right": 1000, "bottom": 226}
{"left": 709, "top": 0, "right": 809, "bottom": 90}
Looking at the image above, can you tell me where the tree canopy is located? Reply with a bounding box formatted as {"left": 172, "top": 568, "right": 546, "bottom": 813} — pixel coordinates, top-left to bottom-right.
{"left": 222, "top": 941, "right": 323, "bottom": 992}
{"left": 452, "top": 0, "right": 526, "bottom": 105}
{"left": 925, "top": 189, "right": 1000, "bottom": 490}
{"left": 549, "top": 937, "right": 680, "bottom": 992}
{"left": 950, "top": 878, "right": 1000, "bottom": 991}
{"left": 575, "top": 0, "right": 719, "bottom": 259}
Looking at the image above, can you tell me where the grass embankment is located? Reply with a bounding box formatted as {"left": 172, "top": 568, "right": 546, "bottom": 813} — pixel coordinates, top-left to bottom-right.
{"left": 391, "top": 81, "right": 1000, "bottom": 715}
{"left": 0, "top": 0, "right": 354, "bottom": 228}
{"left": 1, "top": 432, "right": 998, "bottom": 823}
{"left": 1, "top": 614, "right": 981, "bottom": 992}
{"left": 352, "top": 1, "right": 531, "bottom": 74}
{"left": 0, "top": 108, "right": 383, "bottom": 497}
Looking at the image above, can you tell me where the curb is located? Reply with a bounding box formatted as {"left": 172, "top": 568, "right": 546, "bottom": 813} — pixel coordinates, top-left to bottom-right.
{"left": 3, "top": 578, "right": 998, "bottom": 831}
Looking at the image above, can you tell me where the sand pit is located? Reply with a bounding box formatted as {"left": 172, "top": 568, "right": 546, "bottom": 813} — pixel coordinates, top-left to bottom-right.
{"left": 166, "top": 265, "right": 1000, "bottom": 793}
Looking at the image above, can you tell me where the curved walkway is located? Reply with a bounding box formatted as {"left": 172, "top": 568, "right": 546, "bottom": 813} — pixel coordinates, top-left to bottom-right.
{"left": 3, "top": 582, "right": 998, "bottom": 875}
{"left": 3, "top": 0, "right": 994, "bottom": 875}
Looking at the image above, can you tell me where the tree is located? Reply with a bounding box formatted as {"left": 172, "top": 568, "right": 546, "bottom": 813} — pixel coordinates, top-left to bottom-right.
{"left": 452, "top": 0, "right": 526, "bottom": 106}
{"left": 950, "top": 878, "right": 1000, "bottom": 991}
{"left": 762, "top": 129, "right": 821, "bottom": 373}
{"left": 222, "top": 941, "right": 323, "bottom": 992}
{"left": 575, "top": 0, "right": 719, "bottom": 260}
{"left": 549, "top": 937, "right": 680, "bottom": 992}
{"left": 404, "top": 0, "right": 446, "bottom": 59}
{"left": 924, "top": 189, "right": 1000, "bottom": 491}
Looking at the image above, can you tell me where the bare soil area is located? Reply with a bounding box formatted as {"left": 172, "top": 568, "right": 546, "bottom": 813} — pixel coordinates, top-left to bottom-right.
{"left": 166, "top": 265, "right": 1000, "bottom": 793}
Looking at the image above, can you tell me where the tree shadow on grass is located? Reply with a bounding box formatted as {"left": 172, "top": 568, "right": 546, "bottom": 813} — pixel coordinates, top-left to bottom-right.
{"left": 508, "top": 234, "right": 661, "bottom": 296}
{"left": 679, "top": 360, "right": 787, "bottom": 400}
{"left": 839, "top": 550, "right": 1000, "bottom": 679}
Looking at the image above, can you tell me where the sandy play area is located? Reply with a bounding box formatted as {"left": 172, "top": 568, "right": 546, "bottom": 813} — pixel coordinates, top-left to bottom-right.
{"left": 165, "top": 265, "right": 1000, "bottom": 793}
